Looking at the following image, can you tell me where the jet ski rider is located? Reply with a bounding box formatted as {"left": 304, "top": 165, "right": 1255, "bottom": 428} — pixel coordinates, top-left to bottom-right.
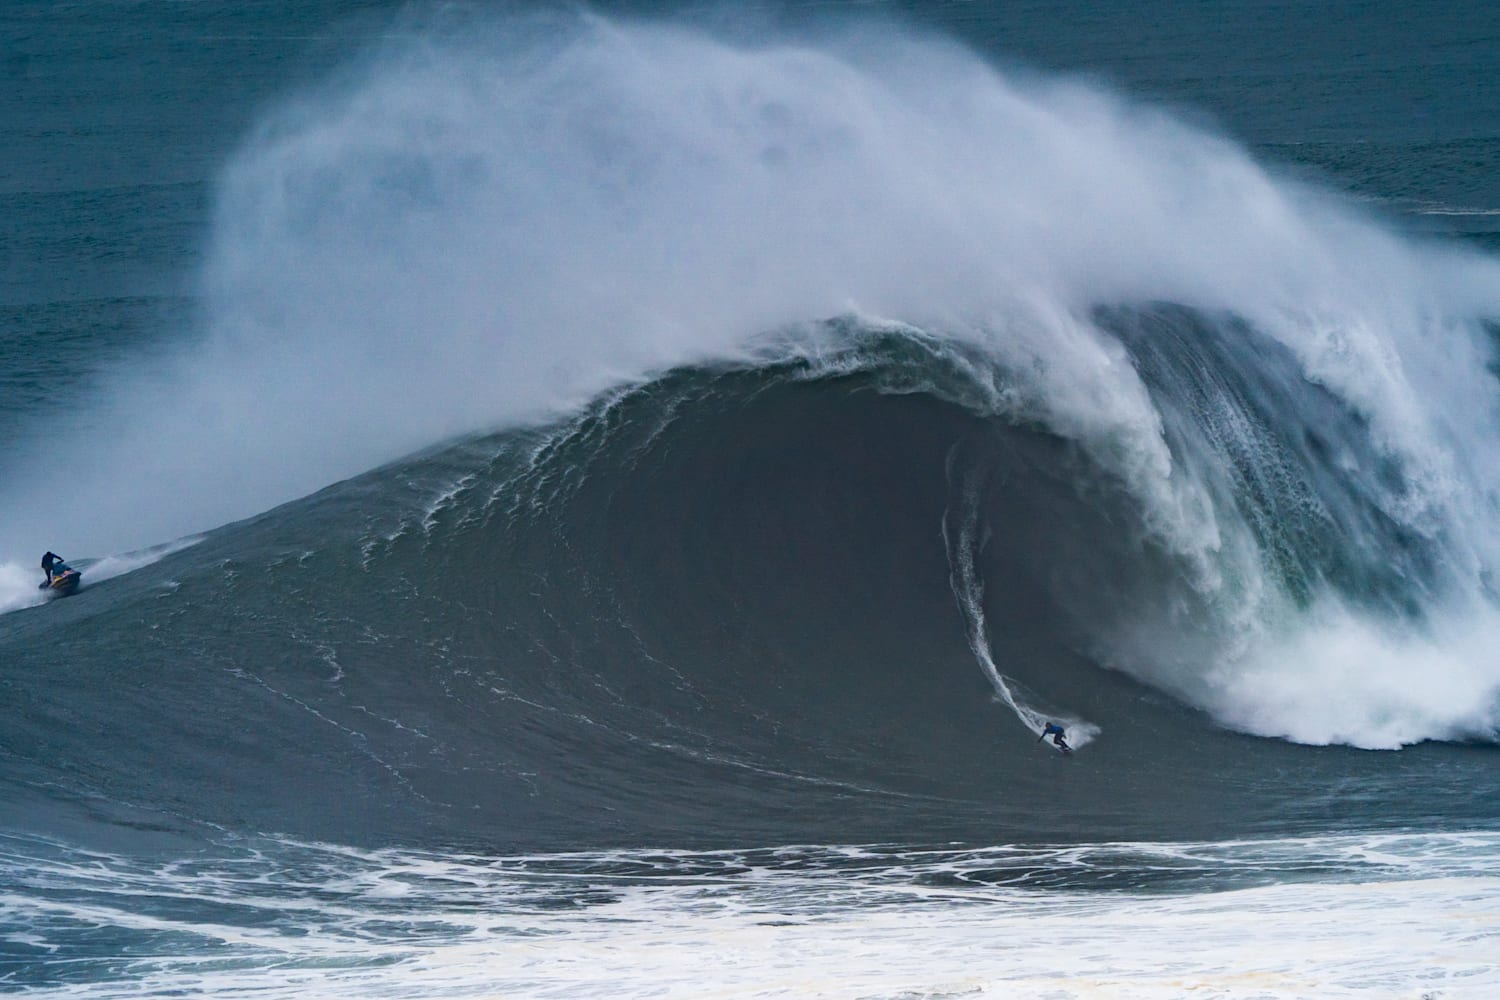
{"left": 40, "top": 551, "right": 64, "bottom": 588}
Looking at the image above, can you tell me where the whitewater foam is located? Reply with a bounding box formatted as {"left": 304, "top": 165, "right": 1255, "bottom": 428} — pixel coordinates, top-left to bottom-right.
{"left": 5, "top": 832, "right": 1497, "bottom": 999}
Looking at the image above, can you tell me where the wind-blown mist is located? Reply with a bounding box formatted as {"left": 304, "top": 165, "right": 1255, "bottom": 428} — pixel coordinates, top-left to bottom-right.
{"left": 8, "top": 9, "right": 1500, "bottom": 747}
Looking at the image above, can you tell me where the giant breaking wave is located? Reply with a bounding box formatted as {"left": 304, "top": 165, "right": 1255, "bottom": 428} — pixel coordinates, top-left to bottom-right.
{"left": 6, "top": 8, "right": 1500, "bottom": 755}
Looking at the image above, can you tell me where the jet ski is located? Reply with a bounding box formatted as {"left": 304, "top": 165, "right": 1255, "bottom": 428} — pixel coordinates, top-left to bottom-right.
{"left": 42, "top": 562, "right": 81, "bottom": 597}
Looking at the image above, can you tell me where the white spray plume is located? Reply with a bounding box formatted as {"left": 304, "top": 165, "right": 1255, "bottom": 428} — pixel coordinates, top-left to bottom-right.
{"left": 0, "top": 10, "right": 1374, "bottom": 553}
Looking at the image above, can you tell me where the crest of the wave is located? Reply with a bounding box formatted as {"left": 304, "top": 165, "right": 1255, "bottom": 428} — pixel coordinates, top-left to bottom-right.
{"left": 0, "top": 7, "right": 1458, "bottom": 553}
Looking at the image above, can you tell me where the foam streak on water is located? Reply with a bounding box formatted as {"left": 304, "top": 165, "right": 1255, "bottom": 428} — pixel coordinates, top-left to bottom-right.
{"left": 4, "top": 833, "right": 1497, "bottom": 998}
{"left": 942, "top": 445, "right": 1099, "bottom": 749}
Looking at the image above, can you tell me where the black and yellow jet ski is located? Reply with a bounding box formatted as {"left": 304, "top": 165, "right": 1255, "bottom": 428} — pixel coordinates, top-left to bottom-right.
{"left": 41, "top": 561, "right": 81, "bottom": 597}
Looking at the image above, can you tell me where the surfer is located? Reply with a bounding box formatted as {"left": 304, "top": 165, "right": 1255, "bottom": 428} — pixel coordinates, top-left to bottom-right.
{"left": 1038, "top": 722, "right": 1071, "bottom": 752}
{"left": 40, "top": 551, "right": 62, "bottom": 588}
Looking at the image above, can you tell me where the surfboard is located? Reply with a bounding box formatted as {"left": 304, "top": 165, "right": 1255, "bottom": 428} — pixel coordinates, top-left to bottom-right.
{"left": 1037, "top": 731, "right": 1072, "bottom": 753}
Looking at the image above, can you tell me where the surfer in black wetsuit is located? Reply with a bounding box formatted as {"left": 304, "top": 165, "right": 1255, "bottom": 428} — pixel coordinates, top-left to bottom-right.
{"left": 1038, "top": 722, "right": 1071, "bottom": 752}
{"left": 40, "top": 551, "right": 62, "bottom": 588}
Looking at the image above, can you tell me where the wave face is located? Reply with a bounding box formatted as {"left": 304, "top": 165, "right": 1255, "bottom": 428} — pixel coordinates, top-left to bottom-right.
{"left": 6, "top": 333, "right": 1500, "bottom": 849}
{"left": 6, "top": 10, "right": 1500, "bottom": 851}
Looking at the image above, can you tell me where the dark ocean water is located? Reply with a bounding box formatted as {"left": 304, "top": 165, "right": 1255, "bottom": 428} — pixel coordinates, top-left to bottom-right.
{"left": 4, "top": 1, "right": 1500, "bottom": 996}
